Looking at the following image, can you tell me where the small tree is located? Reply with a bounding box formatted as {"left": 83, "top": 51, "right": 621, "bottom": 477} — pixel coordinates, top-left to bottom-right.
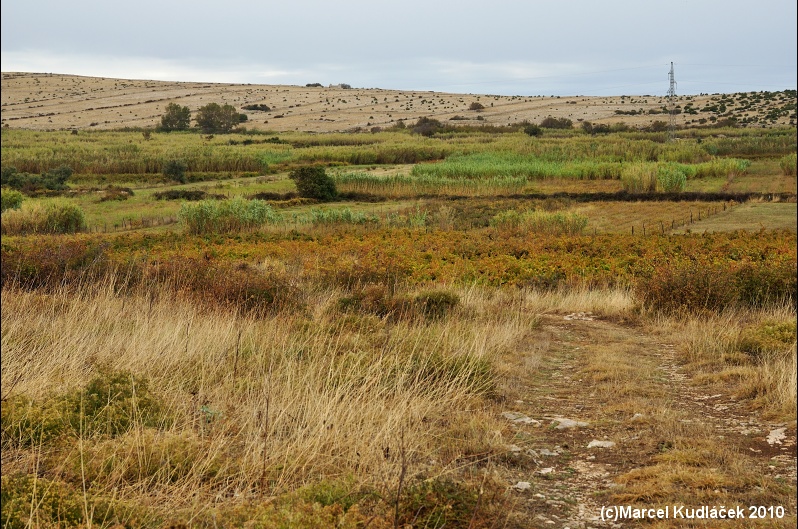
{"left": 195, "top": 103, "right": 239, "bottom": 134}
{"left": 160, "top": 103, "right": 191, "bottom": 132}
{"left": 289, "top": 166, "right": 337, "bottom": 201}
{"left": 468, "top": 102, "right": 485, "bottom": 111}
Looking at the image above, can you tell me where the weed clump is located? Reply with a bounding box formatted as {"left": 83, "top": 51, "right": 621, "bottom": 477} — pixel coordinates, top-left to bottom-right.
{"left": 779, "top": 153, "right": 797, "bottom": 176}
{"left": 178, "top": 196, "right": 281, "bottom": 234}
{"left": 0, "top": 189, "right": 23, "bottom": 212}
{"left": 0, "top": 200, "right": 86, "bottom": 235}
{"left": 491, "top": 209, "right": 588, "bottom": 235}
{"left": 739, "top": 320, "right": 797, "bottom": 361}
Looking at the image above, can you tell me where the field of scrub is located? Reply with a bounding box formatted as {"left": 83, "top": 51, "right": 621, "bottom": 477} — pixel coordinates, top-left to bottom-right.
{"left": 1, "top": 122, "right": 796, "bottom": 528}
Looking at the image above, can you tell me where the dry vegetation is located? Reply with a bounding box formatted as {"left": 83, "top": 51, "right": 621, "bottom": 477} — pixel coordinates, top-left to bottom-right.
{"left": 1, "top": 74, "right": 796, "bottom": 528}
{"left": 2, "top": 73, "right": 796, "bottom": 132}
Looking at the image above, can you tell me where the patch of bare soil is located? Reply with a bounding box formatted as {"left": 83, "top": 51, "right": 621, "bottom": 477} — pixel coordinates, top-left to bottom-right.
{"left": 493, "top": 316, "right": 796, "bottom": 528}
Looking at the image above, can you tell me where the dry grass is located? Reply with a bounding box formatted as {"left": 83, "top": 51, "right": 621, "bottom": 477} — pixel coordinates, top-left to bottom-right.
{"left": 648, "top": 304, "right": 797, "bottom": 420}
{"left": 2, "top": 73, "right": 794, "bottom": 133}
{"left": 0, "top": 279, "right": 536, "bottom": 525}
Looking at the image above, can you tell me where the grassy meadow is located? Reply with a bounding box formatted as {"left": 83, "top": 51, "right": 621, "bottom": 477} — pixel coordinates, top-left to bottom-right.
{"left": 1, "top": 116, "right": 796, "bottom": 528}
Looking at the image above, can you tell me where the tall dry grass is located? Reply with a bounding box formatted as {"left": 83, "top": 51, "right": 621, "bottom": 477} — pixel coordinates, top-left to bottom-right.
{"left": 1, "top": 279, "right": 531, "bottom": 511}
{"left": 651, "top": 304, "right": 797, "bottom": 419}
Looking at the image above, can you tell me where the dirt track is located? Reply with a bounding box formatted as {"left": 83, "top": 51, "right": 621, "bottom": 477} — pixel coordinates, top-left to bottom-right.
{"left": 495, "top": 315, "right": 796, "bottom": 528}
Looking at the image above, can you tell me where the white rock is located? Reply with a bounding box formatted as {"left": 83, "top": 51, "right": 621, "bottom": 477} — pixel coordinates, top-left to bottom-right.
{"left": 767, "top": 427, "right": 787, "bottom": 445}
{"left": 508, "top": 444, "right": 523, "bottom": 453}
{"left": 539, "top": 448, "right": 559, "bottom": 456}
{"left": 537, "top": 467, "right": 555, "bottom": 475}
{"left": 512, "top": 481, "right": 531, "bottom": 491}
{"left": 502, "top": 411, "right": 541, "bottom": 426}
{"left": 549, "top": 417, "right": 589, "bottom": 429}
{"left": 587, "top": 440, "right": 616, "bottom": 449}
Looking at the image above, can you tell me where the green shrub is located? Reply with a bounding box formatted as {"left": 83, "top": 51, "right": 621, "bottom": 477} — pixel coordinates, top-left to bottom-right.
{"left": 779, "top": 153, "right": 797, "bottom": 176}
{"left": 739, "top": 320, "right": 796, "bottom": 361}
{"left": 178, "top": 196, "right": 282, "bottom": 234}
{"left": 163, "top": 159, "right": 187, "bottom": 183}
{"left": 656, "top": 162, "right": 687, "bottom": 192}
{"left": 71, "top": 370, "right": 165, "bottom": 437}
{"left": 411, "top": 116, "right": 443, "bottom": 137}
{"left": 1, "top": 395, "right": 70, "bottom": 448}
{"left": 491, "top": 209, "right": 588, "bottom": 235}
{"left": 540, "top": 116, "right": 573, "bottom": 129}
{"left": 1, "top": 201, "right": 86, "bottom": 235}
{"left": 621, "top": 162, "right": 658, "bottom": 192}
{"left": 524, "top": 123, "right": 543, "bottom": 137}
{"left": 414, "top": 290, "right": 460, "bottom": 319}
{"left": 42, "top": 201, "right": 86, "bottom": 233}
{"left": 0, "top": 165, "right": 73, "bottom": 193}
{"left": 1, "top": 189, "right": 23, "bottom": 212}
{"left": 289, "top": 166, "right": 338, "bottom": 201}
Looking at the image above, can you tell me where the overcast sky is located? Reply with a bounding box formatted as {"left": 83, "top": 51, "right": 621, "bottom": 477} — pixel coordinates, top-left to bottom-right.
{"left": 2, "top": 0, "right": 796, "bottom": 96}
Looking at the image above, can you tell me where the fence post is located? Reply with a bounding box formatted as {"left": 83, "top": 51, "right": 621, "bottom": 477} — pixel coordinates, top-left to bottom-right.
{"left": 631, "top": 225, "right": 634, "bottom": 235}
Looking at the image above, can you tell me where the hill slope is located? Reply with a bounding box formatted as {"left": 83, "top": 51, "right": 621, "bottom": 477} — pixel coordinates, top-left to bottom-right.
{"left": 2, "top": 72, "right": 795, "bottom": 132}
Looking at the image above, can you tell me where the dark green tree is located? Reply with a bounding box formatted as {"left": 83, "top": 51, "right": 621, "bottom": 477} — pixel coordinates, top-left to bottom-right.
{"left": 289, "top": 166, "right": 337, "bottom": 201}
{"left": 195, "top": 103, "right": 239, "bottom": 134}
{"left": 159, "top": 103, "right": 191, "bottom": 132}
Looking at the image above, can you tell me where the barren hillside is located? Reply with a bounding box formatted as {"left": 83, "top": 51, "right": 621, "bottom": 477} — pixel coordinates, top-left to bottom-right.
{"left": 2, "top": 72, "right": 795, "bottom": 132}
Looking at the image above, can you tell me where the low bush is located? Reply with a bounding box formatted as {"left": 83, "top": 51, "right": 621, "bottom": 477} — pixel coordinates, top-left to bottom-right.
{"left": 524, "top": 123, "right": 543, "bottom": 137}
{"left": 1, "top": 189, "right": 23, "bottom": 212}
{"left": 242, "top": 103, "right": 271, "bottom": 111}
{"left": 491, "top": 209, "right": 588, "bottom": 235}
{"left": 1, "top": 166, "right": 73, "bottom": 194}
{"left": 289, "top": 166, "right": 338, "bottom": 201}
{"left": 738, "top": 320, "right": 796, "bottom": 362}
{"left": 411, "top": 117, "right": 444, "bottom": 137}
{"left": 779, "top": 153, "right": 796, "bottom": 176}
{"left": 1, "top": 200, "right": 86, "bottom": 235}
{"left": 163, "top": 159, "right": 187, "bottom": 183}
{"left": 414, "top": 290, "right": 460, "bottom": 319}
{"left": 540, "top": 116, "right": 573, "bottom": 129}
{"left": 638, "top": 259, "right": 797, "bottom": 315}
{"left": 178, "top": 196, "right": 282, "bottom": 234}
{"left": 656, "top": 163, "right": 688, "bottom": 192}
{"left": 1, "top": 370, "right": 164, "bottom": 448}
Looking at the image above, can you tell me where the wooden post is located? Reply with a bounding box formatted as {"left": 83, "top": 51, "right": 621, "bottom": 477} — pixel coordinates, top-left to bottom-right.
{"left": 631, "top": 225, "right": 634, "bottom": 235}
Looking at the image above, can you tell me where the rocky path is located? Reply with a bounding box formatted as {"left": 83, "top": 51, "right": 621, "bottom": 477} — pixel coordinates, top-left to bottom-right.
{"left": 494, "top": 314, "right": 797, "bottom": 528}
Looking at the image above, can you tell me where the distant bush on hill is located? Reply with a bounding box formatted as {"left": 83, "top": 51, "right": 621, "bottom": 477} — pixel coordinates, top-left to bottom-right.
{"left": 540, "top": 117, "right": 573, "bottom": 129}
